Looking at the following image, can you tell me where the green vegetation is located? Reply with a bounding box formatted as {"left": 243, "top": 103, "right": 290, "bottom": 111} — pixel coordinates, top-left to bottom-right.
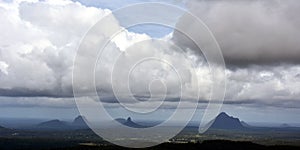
{"left": 1, "top": 128, "right": 300, "bottom": 150}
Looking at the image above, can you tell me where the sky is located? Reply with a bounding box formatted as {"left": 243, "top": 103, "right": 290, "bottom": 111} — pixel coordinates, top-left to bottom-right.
{"left": 0, "top": 0, "right": 300, "bottom": 126}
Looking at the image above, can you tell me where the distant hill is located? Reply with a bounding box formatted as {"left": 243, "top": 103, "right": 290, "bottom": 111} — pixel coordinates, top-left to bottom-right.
{"left": 72, "top": 116, "right": 89, "bottom": 129}
{"left": 115, "top": 117, "right": 146, "bottom": 128}
{"left": 0, "top": 125, "right": 15, "bottom": 136}
{"left": 209, "top": 112, "right": 247, "bottom": 130}
{"left": 0, "top": 125, "right": 10, "bottom": 132}
{"left": 280, "top": 123, "right": 291, "bottom": 128}
{"left": 36, "top": 116, "right": 90, "bottom": 130}
{"left": 37, "top": 119, "right": 69, "bottom": 130}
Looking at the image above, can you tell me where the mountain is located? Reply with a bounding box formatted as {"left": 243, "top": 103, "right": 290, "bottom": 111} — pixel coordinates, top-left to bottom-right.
{"left": 0, "top": 125, "right": 11, "bottom": 132}
{"left": 241, "top": 121, "right": 251, "bottom": 128}
{"left": 209, "top": 112, "right": 246, "bottom": 130}
{"left": 280, "top": 123, "right": 291, "bottom": 128}
{"left": 36, "top": 116, "right": 90, "bottom": 130}
{"left": 0, "top": 125, "right": 15, "bottom": 136}
{"left": 0, "top": 125, "right": 6, "bottom": 130}
{"left": 115, "top": 117, "right": 146, "bottom": 128}
{"left": 37, "top": 119, "right": 69, "bottom": 130}
{"left": 72, "top": 116, "right": 89, "bottom": 129}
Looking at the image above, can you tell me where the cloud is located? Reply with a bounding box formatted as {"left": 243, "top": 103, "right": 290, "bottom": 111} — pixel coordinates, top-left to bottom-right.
{"left": 0, "top": 96, "right": 76, "bottom": 108}
{"left": 0, "top": 61, "right": 8, "bottom": 75}
{"left": 168, "top": 0, "right": 300, "bottom": 108}
{"left": 0, "top": 0, "right": 110, "bottom": 97}
{"left": 72, "top": 0, "right": 186, "bottom": 10}
{"left": 225, "top": 65, "right": 300, "bottom": 108}
{"left": 0, "top": 0, "right": 299, "bottom": 110}
{"left": 0, "top": 0, "right": 210, "bottom": 105}
{"left": 173, "top": 0, "right": 300, "bottom": 66}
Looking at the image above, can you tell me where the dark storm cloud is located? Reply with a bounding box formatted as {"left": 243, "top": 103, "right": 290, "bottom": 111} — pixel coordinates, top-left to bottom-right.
{"left": 173, "top": 0, "right": 300, "bottom": 66}
{"left": 0, "top": 96, "right": 76, "bottom": 108}
{"left": 0, "top": 87, "right": 74, "bottom": 98}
